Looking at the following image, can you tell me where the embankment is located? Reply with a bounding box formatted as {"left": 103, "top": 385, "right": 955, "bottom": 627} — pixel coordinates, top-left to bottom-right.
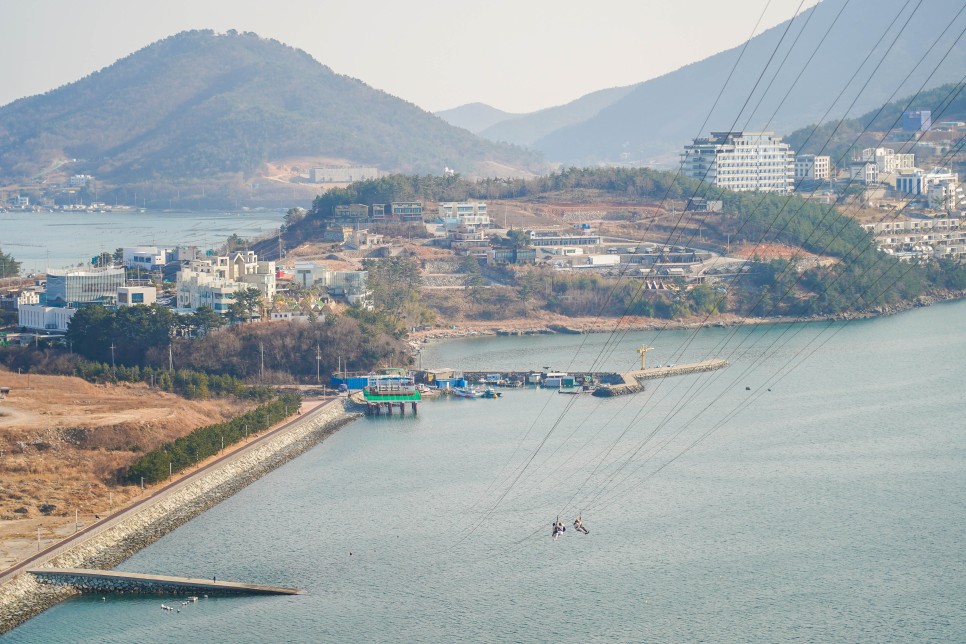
{"left": 0, "top": 400, "right": 362, "bottom": 634}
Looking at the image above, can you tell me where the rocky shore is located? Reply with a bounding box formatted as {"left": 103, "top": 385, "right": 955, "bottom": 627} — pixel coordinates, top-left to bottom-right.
{"left": 0, "top": 400, "right": 362, "bottom": 634}
{"left": 408, "top": 290, "right": 966, "bottom": 348}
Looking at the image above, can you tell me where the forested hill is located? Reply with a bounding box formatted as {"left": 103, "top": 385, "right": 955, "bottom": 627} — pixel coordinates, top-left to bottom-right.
{"left": 786, "top": 82, "right": 966, "bottom": 164}
{"left": 0, "top": 30, "right": 541, "bottom": 184}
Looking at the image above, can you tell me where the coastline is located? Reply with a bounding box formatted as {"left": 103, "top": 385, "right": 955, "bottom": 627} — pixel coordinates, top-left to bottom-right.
{"left": 0, "top": 398, "right": 363, "bottom": 634}
{"left": 409, "top": 290, "right": 966, "bottom": 346}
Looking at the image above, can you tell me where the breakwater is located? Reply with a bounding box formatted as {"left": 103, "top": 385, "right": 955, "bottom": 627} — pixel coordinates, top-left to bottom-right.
{"left": 593, "top": 359, "right": 729, "bottom": 397}
{"left": 28, "top": 568, "right": 300, "bottom": 596}
{"left": 0, "top": 400, "right": 360, "bottom": 634}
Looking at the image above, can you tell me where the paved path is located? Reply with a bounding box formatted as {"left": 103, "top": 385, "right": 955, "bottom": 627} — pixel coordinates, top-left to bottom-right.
{"left": 0, "top": 397, "right": 342, "bottom": 587}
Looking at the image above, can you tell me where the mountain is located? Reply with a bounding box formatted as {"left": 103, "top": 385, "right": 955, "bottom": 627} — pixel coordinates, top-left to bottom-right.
{"left": 0, "top": 30, "right": 541, "bottom": 201}
{"left": 479, "top": 84, "right": 637, "bottom": 147}
{"left": 435, "top": 102, "right": 520, "bottom": 134}
{"left": 531, "top": 0, "right": 966, "bottom": 165}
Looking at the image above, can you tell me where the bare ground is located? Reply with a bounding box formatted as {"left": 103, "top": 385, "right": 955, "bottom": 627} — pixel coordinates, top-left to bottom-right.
{"left": 0, "top": 368, "right": 256, "bottom": 569}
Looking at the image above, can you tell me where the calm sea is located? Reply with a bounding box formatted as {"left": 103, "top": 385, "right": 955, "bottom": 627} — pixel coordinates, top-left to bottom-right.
{"left": 0, "top": 210, "right": 284, "bottom": 274}
{"left": 7, "top": 301, "right": 966, "bottom": 642}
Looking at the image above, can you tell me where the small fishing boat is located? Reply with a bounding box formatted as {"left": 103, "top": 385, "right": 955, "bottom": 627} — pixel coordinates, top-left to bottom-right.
{"left": 452, "top": 387, "right": 480, "bottom": 399}
{"left": 481, "top": 388, "right": 502, "bottom": 399}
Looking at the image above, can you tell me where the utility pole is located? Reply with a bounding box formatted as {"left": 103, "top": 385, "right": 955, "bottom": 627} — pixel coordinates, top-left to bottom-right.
{"left": 109, "top": 343, "right": 116, "bottom": 373}
{"left": 316, "top": 344, "right": 322, "bottom": 384}
{"left": 260, "top": 343, "right": 265, "bottom": 381}
{"left": 168, "top": 345, "right": 173, "bottom": 372}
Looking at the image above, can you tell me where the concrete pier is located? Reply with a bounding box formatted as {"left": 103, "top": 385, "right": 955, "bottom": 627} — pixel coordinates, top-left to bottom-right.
{"left": 593, "top": 359, "right": 729, "bottom": 397}
{"left": 28, "top": 568, "right": 300, "bottom": 595}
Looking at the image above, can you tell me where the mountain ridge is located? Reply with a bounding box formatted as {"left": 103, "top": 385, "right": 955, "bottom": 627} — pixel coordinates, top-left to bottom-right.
{"left": 0, "top": 30, "right": 542, "bottom": 205}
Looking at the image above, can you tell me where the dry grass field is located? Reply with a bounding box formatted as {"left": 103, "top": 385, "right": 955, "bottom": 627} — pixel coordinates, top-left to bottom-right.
{"left": 0, "top": 368, "right": 255, "bottom": 568}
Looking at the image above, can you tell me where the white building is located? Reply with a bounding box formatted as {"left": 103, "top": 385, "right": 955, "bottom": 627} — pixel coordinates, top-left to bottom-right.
{"left": 681, "top": 131, "right": 794, "bottom": 193}
{"left": 895, "top": 167, "right": 959, "bottom": 201}
{"left": 117, "top": 286, "right": 157, "bottom": 307}
{"left": 122, "top": 246, "right": 169, "bottom": 270}
{"left": 848, "top": 161, "right": 879, "bottom": 185}
{"left": 18, "top": 304, "right": 76, "bottom": 332}
{"left": 291, "top": 261, "right": 370, "bottom": 307}
{"left": 176, "top": 251, "right": 275, "bottom": 313}
{"left": 794, "top": 154, "right": 831, "bottom": 181}
{"left": 857, "top": 148, "right": 915, "bottom": 174}
{"left": 438, "top": 202, "right": 490, "bottom": 229}
{"left": 927, "top": 180, "right": 962, "bottom": 211}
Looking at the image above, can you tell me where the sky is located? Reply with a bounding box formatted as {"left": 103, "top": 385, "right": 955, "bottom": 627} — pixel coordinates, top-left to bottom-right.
{"left": 0, "top": 0, "right": 821, "bottom": 114}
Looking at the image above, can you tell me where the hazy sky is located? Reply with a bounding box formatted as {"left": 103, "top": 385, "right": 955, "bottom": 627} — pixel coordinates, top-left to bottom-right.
{"left": 0, "top": 0, "right": 821, "bottom": 114}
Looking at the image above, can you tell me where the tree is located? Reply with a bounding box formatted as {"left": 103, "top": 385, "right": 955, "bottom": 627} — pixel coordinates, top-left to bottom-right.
{"left": 0, "top": 248, "right": 20, "bottom": 279}
{"left": 233, "top": 287, "right": 263, "bottom": 322}
{"left": 506, "top": 229, "right": 531, "bottom": 249}
{"left": 191, "top": 305, "right": 225, "bottom": 337}
{"left": 462, "top": 255, "right": 486, "bottom": 303}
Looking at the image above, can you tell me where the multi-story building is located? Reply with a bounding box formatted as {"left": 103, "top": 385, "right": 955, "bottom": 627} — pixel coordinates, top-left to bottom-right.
{"left": 122, "top": 246, "right": 170, "bottom": 270}
{"left": 794, "top": 154, "right": 831, "bottom": 182}
{"left": 391, "top": 202, "right": 423, "bottom": 221}
{"left": 863, "top": 216, "right": 965, "bottom": 261}
{"left": 17, "top": 305, "right": 77, "bottom": 332}
{"left": 449, "top": 227, "right": 489, "bottom": 255}
{"left": 528, "top": 229, "right": 602, "bottom": 247}
{"left": 45, "top": 266, "right": 126, "bottom": 307}
{"left": 117, "top": 286, "right": 157, "bottom": 307}
{"left": 848, "top": 161, "right": 879, "bottom": 185}
{"left": 333, "top": 204, "right": 370, "bottom": 221}
{"left": 681, "top": 131, "right": 794, "bottom": 193}
{"left": 438, "top": 202, "right": 490, "bottom": 229}
{"left": 856, "top": 148, "right": 915, "bottom": 174}
{"left": 927, "top": 179, "right": 962, "bottom": 211}
{"left": 895, "top": 167, "right": 959, "bottom": 204}
{"left": 902, "top": 110, "right": 931, "bottom": 132}
{"left": 292, "top": 262, "right": 371, "bottom": 307}
{"left": 176, "top": 251, "right": 275, "bottom": 313}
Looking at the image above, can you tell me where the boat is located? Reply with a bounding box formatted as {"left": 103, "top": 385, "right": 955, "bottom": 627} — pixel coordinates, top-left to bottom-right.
{"left": 558, "top": 385, "right": 583, "bottom": 395}
{"left": 481, "top": 388, "right": 502, "bottom": 399}
{"left": 452, "top": 387, "right": 480, "bottom": 399}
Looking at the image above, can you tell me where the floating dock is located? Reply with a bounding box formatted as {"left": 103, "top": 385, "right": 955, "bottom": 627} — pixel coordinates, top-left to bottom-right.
{"left": 28, "top": 568, "right": 301, "bottom": 595}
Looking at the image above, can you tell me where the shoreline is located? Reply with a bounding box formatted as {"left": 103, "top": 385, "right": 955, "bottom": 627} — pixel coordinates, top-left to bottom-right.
{"left": 0, "top": 397, "right": 363, "bottom": 634}
{"left": 409, "top": 290, "right": 966, "bottom": 347}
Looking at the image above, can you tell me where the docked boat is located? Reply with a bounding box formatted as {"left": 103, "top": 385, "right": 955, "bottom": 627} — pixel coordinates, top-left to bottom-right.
{"left": 452, "top": 387, "right": 480, "bottom": 399}
{"left": 481, "top": 388, "right": 502, "bottom": 399}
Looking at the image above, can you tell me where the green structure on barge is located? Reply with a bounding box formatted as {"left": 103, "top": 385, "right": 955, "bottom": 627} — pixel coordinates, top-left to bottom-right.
{"left": 363, "top": 369, "right": 421, "bottom": 415}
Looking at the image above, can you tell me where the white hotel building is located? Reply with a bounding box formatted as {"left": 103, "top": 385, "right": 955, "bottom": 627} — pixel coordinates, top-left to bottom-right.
{"left": 682, "top": 131, "right": 795, "bottom": 194}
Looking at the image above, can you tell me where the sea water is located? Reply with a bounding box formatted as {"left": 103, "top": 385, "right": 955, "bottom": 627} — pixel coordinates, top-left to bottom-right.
{"left": 0, "top": 210, "right": 284, "bottom": 274}
{"left": 7, "top": 301, "right": 966, "bottom": 642}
